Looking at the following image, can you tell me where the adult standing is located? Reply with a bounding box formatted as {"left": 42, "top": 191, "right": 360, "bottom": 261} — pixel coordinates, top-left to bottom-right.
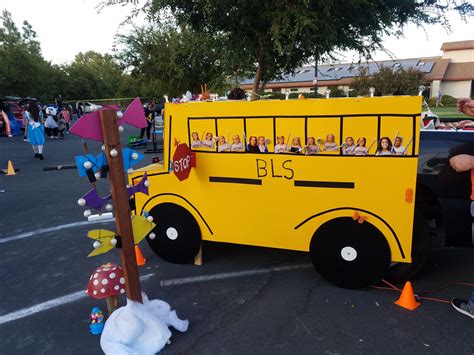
{"left": 26, "top": 102, "right": 45, "bottom": 160}
{"left": 140, "top": 100, "right": 156, "bottom": 140}
{"left": 450, "top": 98, "right": 474, "bottom": 319}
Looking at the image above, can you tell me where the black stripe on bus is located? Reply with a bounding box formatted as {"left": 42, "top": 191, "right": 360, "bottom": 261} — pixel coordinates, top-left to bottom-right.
{"left": 294, "top": 180, "right": 355, "bottom": 189}
{"left": 209, "top": 176, "right": 262, "bottom": 185}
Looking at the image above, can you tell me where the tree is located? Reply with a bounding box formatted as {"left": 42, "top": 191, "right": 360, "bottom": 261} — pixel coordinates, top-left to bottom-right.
{"left": 116, "top": 24, "right": 231, "bottom": 97}
{"left": 350, "top": 66, "right": 425, "bottom": 96}
{"left": 127, "top": 0, "right": 473, "bottom": 99}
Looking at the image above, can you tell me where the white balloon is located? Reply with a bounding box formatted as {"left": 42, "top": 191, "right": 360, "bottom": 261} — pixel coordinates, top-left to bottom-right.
{"left": 110, "top": 149, "right": 118, "bottom": 157}
{"left": 131, "top": 152, "right": 139, "bottom": 160}
{"left": 93, "top": 240, "right": 101, "bottom": 249}
{"left": 116, "top": 111, "right": 123, "bottom": 118}
{"left": 101, "top": 145, "right": 106, "bottom": 151}
{"left": 95, "top": 172, "right": 101, "bottom": 179}
{"left": 83, "top": 161, "right": 92, "bottom": 169}
{"left": 84, "top": 210, "right": 92, "bottom": 218}
{"left": 149, "top": 233, "right": 156, "bottom": 240}
{"left": 147, "top": 215, "right": 154, "bottom": 222}
{"left": 144, "top": 180, "right": 150, "bottom": 187}
{"left": 105, "top": 203, "right": 113, "bottom": 212}
{"left": 118, "top": 125, "right": 124, "bottom": 133}
{"left": 110, "top": 238, "right": 117, "bottom": 246}
{"left": 77, "top": 198, "right": 86, "bottom": 206}
{"left": 127, "top": 168, "right": 134, "bottom": 175}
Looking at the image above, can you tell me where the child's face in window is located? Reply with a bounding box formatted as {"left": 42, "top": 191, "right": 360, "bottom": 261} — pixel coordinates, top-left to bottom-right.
{"left": 307, "top": 137, "right": 315, "bottom": 145}
{"left": 358, "top": 138, "right": 366, "bottom": 146}
{"left": 277, "top": 136, "right": 284, "bottom": 144}
{"left": 192, "top": 132, "right": 198, "bottom": 140}
{"left": 258, "top": 137, "right": 265, "bottom": 145}
{"left": 327, "top": 134, "right": 335, "bottom": 143}
{"left": 250, "top": 136, "right": 257, "bottom": 146}
{"left": 394, "top": 137, "right": 402, "bottom": 147}
{"left": 381, "top": 138, "right": 389, "bottom": 149}
{"left": 206, "top": 133, "right": 212, "bottom": 140}
{"left": 346, "top": 137, "right": 354, "bottom": 145}
{"left": 292, "top": 137, "right": 300, "bottom": 146}
{"left": 232, "top": 135, "right": 240, "bottom": 144}
{"left": 218, "top": 136, "right": 225, "bottom": 144}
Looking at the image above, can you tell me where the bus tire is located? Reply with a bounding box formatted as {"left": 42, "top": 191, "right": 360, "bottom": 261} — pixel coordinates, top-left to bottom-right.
{"left": 146, "top": 203, "right": 201, "bottom": 264}
{"left": 309, "top": 216, "right": 391, "bottom": 289}
{"left": 384, "top": 210, "right": 431, "bottom": 283}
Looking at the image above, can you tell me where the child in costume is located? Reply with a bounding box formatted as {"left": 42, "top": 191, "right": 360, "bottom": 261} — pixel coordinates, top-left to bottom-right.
{"left": 376, "top": 137, "right": 393, "bottom": 156}
{"left": 323, "top": 134, "right": 338, "bottom": 151}
{"left": 353, "top": 137, "right": 368, "bottom": 156}
{"left": 257, "top": 136, "right": 268, "bottom": 152}
{"left": 44, "top": 109, "right": 58, "bottom": 139}
{"left": 289, "top": 137, "right": 302, "bottom": 154}
{"left": 274, "top": 136, "right": 288, "bottom": 153}
{"left": 343, "top": 137, "right": 355, "bottom": 155}
{"left": 305, "top": 137, "right": 320, "bottom": 155}
{"left": 201, "top": 132, "right": 214, "bottom": 148}
{"left": 230, "top": 135, "right": 243, "bottom": 151}
{"left": 57, "top": 114, "right": 66, "bottom": 139}
{"left": 392, "top": 136, "right": 407, "bottom": 155}
{"left": 191, "top": 132, "right": 202, "bottom": 148}
{"left": 59, "top": 107, "right": 71, "bottom": 134}
{"left": 217, "top": 135, "right": 230, "bottom": 152}
{"left": 247, "top": 136, "right": 260, "bottom": 153}
{"left": 26, "top": 102, "right": 45, "bottom": 160}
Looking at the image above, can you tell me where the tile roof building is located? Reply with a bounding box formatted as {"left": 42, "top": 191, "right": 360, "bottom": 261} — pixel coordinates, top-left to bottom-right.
{"left": 240, "top": 40, "right": 474, "bottom": 98}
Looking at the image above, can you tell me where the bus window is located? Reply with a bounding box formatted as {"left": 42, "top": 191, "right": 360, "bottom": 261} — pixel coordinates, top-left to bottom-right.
{"left": 307, "top": 117, "right": 340, "bottom": 154}
{"left": 189, "top": 118, "right": 216, "bottom": 150}
{"left": 380, "top": 116, "right": 415, "bottom": 156}
{"left": 275, "top": 117, "right": 305, "bottom": 153}
{"left": 343, "top": 116, "right": 378, "bottom": 155}
{"left": 246, "top": 118, "right": 273, "bottom": 152}
{"left": 216, "top": 118, "right": 244, "bottom": 152}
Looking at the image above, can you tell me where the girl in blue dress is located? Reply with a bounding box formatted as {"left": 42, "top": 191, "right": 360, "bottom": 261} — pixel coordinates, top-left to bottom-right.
{"left": 26, "top": 102, "right": 45, "bottom": 160}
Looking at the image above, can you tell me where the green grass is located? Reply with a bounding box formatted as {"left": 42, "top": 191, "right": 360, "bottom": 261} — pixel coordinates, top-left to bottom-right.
{"left": 430, "top": 106, "right": 470, "bottom": 120}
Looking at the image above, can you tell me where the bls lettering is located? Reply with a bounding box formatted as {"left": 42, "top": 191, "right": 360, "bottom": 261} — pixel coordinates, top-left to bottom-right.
{"left": 256, "top": 159, "right": 294, "bottom": 180}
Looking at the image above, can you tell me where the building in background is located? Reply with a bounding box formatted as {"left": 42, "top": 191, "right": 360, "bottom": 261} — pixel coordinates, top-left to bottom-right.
{"left": 240, "top": 40, "right": 474, "bottom": 99}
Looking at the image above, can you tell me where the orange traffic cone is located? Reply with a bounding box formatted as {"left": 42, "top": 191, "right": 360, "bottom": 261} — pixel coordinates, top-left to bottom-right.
{"left": 6, "top": 160, "right": 16, "bottom": 176}
{"left": 135, "top": 245, "right": 146, "bottom": 266}
{"left": 395, "top": 281, "right": 420, "bottom": 310}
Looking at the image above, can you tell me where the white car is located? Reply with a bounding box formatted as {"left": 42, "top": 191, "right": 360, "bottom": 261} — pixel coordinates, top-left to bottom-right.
{"left": 77, "top": 101, "right": 102, "bottom": 113}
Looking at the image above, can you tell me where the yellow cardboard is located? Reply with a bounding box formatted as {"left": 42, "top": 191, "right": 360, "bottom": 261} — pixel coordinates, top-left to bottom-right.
{"left": 131, "top": 96, "right": 421, "bottom": 264}
{"left": 131, "top": 216, "right": 156, "bottom": 245}
{"left": 87, "top": 229, "right": 116, "bottom": 257}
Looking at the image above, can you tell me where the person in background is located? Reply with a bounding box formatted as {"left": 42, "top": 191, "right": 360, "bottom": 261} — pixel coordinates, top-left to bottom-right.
{"left": 26, "top": 102, "right": 45, "bottom": 160}
{"left": 59, "top": 106, "right": 71, "bottom": 133}
{"left": 0, "top": 103, "right": 12, "bottom": 137}
{"left": 44, "top": 108, "right": 58, "bottom": 139}
{"left": 141, "top": 101, "right": 155, "bottom": 140}
{"left": 450, "top": 98, "right": 474, "bottom": 319}
{"left": 22, "top": 104, "right": 29, "bottom": 141}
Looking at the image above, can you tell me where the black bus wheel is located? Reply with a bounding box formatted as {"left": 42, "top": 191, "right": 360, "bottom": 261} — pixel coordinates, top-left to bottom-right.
{"left": 384, "top": 210, "right": 431, "bottom": 283}
{"left": 146, "top": 203, "right": 201, "bottom": 264}
{"left": 309, "top": 216, "right": 391, "bottom": 289}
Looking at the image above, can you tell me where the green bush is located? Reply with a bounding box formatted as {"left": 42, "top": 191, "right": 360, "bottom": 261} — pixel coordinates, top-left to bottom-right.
{"left": 441, "top": 95, "right": 456, "bottom": 106}
{"left": 288, "top": 92, "right": 324, "bottom": 99}
{"left": 428, "top": 97, "right": 437, "bottom": 107}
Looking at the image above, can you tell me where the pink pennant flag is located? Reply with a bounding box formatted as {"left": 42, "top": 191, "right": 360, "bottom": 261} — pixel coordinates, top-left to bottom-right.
{"left": 69, "top": 111, "right": 104, "bottom": 142}
{"left": 119, "top": 97, "right": 147, "bottom": 128}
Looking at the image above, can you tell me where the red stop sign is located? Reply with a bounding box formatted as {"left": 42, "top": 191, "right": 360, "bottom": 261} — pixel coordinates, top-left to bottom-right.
{"left": 172, "top": 143, "right": 196, "bottom": 181}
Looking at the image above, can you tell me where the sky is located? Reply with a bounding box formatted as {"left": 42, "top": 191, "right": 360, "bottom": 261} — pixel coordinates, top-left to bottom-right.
{"left": 1, "top": 0, "right": 473, "bottom": 65}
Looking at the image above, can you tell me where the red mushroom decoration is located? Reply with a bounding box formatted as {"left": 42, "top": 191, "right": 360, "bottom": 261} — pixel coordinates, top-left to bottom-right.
{"left": 86, "top": 263, "right": 126, "bottom": 315}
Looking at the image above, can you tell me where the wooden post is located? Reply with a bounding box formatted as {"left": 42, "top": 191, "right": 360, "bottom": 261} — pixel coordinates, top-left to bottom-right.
{"left": 99, "top": 110, "right": 142, "bottom": 303}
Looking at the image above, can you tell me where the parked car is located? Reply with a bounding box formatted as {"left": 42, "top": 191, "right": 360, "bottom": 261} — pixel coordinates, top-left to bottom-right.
{"left": 76, "top": 101, "right": 102, "bottom": 114}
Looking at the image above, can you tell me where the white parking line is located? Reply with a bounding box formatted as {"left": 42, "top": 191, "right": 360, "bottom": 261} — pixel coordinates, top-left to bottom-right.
{"left": 0, "top": 263, "right": 312, "bottom": 325}
{"left": 0, "top": 218, "right": 115, "bottom": 244}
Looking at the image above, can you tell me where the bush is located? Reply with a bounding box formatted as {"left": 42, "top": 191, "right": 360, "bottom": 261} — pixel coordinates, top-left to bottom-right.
{"left": 428, "top": 97, "right": 437, "bottom": 107}
{"left": 327, "top": 87, "right": 346, "bottom": 97}
{"left": 288, "top": 92, "right": 324, "bottom": 99}
{"left": 441, "top": 95, "right": 456, "bottom": 106}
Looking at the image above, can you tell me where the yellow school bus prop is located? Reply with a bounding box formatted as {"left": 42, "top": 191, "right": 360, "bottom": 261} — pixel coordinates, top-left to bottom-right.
{"left": 130, "top": 96, "right": 422, "bottom": 289}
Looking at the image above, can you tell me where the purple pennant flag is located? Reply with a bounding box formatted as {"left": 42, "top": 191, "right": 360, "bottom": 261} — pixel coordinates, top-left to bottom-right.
{"left": 69, "top": 111, "right": 104, "bottom": 142}
{"left": 81, "top": 188, "right": 112, "bottom": 211}
{"left": 127, "top": 172, "right": 149, "bottom": 198}
{"left": 119, "top": 97, "right": 148, "bottom": 128}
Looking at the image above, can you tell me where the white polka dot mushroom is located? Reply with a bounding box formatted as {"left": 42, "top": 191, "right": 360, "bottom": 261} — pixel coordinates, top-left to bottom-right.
{"left": 85, "top": 263, "right": 126, "bottom": 315}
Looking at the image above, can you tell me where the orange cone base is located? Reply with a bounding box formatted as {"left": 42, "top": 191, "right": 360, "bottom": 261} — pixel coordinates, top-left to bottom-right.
{"left": 394, "top": 281, "right": 420, "bottom": 311}
{"left": 135, "top": 245, "right": 146, "bottom": 266}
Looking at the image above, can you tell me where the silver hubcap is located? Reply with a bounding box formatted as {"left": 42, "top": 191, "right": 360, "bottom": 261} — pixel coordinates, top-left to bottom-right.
{"left": 341, "top": 246, "right": 357, "bottom": 261}
{"left": 166, "top": 227, "right": 178, "bottom": 240}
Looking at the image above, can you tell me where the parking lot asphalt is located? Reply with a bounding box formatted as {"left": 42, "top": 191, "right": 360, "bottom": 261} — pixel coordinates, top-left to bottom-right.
{"left": 1, "top": 130, "right": 473, "bottom": 354}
